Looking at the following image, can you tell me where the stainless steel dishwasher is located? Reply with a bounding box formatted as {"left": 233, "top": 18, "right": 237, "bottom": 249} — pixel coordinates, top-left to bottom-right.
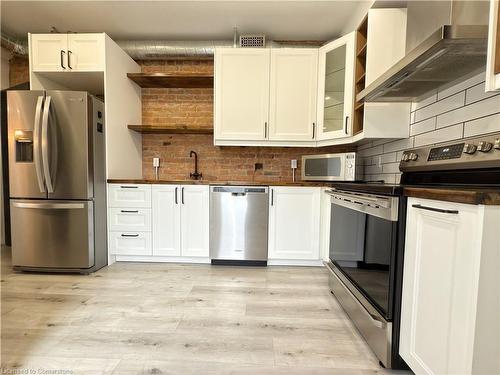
{"left": 210, "top": 186, "right": 269, "bottom": 265}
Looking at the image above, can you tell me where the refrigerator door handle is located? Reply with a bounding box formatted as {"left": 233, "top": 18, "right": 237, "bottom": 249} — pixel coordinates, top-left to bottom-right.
{"left": 41, "top": 95, "right": 56, "bottom": 193}
{"left": 33, "top": 96, "right": 45, "bottom": 193}
{"left": 12, "top": 202, "right": 85, "bottom": 209}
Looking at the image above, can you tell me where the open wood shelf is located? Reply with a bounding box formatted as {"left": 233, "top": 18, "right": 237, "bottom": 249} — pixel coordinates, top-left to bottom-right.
{"left": 127, "top": 72, "right": 214, "bottom": 88}
{"left": 128, "top": 125, "right": 214, "bottom": 134}
{"left": 357, "top": 43, "right": 367, "bottom": 58}
{"left": 356, "top": 72, "right": 366, "bottom": 85}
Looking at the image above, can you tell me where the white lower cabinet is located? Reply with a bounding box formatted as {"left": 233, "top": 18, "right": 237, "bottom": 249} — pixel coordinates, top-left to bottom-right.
{"left": 109, "top": 231, "right": 152, "bottom": 256}
{"left": 268, "top": 187, "right": 321, "bottom": 261}
{"left": 180, "top": 185, "right": 210, "bottom": 257}
{"left": 152, "top": 185, "right": 181, "bottom": 256}
{"left": 152, "top": 184, "right": 209, "bottom": 259}
{"left": 400, "top": 197, "right": 500, "bottom": 375}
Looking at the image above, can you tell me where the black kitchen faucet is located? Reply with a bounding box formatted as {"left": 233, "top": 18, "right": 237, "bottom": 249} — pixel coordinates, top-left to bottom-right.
{"left": 190, "top": 151, "right": 202, "bottom": 180}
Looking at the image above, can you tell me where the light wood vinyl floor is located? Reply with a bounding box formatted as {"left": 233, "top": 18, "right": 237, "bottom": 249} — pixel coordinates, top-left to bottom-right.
{"left": 1, "top": 247, "right": 406, "bottom": 375}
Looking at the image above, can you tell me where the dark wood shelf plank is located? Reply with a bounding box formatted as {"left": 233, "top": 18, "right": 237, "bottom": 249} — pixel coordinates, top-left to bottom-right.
{"left": 128, "top": 125, "right": 214, "bottom": 134}
{"left": 127, "top": 73, "right": 214, "bottom": 88}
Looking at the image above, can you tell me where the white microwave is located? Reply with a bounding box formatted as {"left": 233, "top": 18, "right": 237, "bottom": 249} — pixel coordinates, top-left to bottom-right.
{"left": 301, "top": 152, "right": 361, "bottom": 181}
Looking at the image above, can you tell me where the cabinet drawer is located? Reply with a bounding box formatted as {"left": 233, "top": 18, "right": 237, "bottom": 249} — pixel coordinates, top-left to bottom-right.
{"left": 108, "top": 184, "right": 151, "bottom": 208}
{"left": 109, "top": 231, "right": 152, "bottom": 256}
{"left": 108, "top": 208, "right": 151, "bottom": 232}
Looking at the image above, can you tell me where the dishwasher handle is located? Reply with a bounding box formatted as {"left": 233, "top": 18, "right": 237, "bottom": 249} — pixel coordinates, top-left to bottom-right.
{"left": 231, "top": 192, "right": 246, "bottom": 197}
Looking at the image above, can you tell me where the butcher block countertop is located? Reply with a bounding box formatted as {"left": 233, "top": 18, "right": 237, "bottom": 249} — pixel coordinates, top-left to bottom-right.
{"left": 107, "top": 179, "right": 330, "bottom": 187}
{"left": 404, "top": 186, "right": 500, "bottom": 206}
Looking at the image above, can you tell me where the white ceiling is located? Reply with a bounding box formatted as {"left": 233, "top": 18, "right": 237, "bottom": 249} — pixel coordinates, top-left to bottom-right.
{"left": 1, "top": 1, "right": 372, "bottom": 42}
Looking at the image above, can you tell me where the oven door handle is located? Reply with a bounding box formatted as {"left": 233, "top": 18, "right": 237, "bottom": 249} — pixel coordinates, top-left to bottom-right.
{"left": 325, "top": 263, "right": 386, "bottom": 329}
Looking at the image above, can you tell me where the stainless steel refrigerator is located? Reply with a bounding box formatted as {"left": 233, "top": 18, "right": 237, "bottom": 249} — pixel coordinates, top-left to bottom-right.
{"left": 7, "top": 90, "right": 107, "bottom": 273}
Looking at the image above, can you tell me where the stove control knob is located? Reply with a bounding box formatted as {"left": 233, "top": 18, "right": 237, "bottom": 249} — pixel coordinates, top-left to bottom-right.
{"left": 401, "top": 153, "right": 410, "bottom": 162}
{"left": 494, "top": 139, "right": 500, "bottom": 150}
{"left": 478, "top": 141, "right": 493, "bottom": 153}
{"left": 463, "top": 143, "right": 477, "bottom": 154}
{"left": 409, "top": 152, "right": 418, "bottom": 161}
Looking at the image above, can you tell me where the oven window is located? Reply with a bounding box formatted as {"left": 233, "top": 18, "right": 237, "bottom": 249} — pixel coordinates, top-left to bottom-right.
{"left": 305, "top": 158, "right": 341, "bottom": 177}
{"left": 329, "top": 204, "right": 394, "bottom": 318}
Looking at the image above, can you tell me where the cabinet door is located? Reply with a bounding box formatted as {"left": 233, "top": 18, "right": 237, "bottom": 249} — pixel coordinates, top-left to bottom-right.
{"left": 180, "top": 185, "right": 209, "bottom": 257}
{"left": 152, "top": 185, "right": 181, "bottom": 256}
{"left": 486, "top": 0, "right": 500, "bottom": 91}
{"left": 400, "top": 198, "right": 482, "bottom": 375}
{"left": 30, "top": 34, "right": 68, "bottom": 72}
{"left": 317, "top": 32, "right": 356, "bottom": 140}
{"left": 268, "top": 187, "right": 321, "bottom": 260}
{"left": 67, "top": 34, "right": 105, "bottom": 71}
{"left": 269, "top": 49, "right": 318, "bottom": 141}
{"left": 109, "top": 231, "right": 152, "bottom": 256}
{"left": 214, "top": 48, "right": 270, "bottom": 141}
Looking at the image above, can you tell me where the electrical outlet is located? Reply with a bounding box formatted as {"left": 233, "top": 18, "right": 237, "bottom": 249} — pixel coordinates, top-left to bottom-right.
{"left": 291, "top": 159, "right": 297, "bottom": 169}
{"left": 153, "top": 157, "right": 160, "bottom": 167}
{"left": 254, "top": 163, "right": 263, "bottom": 170}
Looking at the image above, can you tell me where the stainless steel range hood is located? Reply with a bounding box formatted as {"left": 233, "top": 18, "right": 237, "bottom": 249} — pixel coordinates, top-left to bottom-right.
{"left": 357, "top": 1, "right": 490, "bottom": 103}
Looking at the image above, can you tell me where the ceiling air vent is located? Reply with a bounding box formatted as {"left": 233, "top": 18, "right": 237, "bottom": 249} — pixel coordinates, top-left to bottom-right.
{"left": 239, "top": 34, "right": 265, "bottom": 48}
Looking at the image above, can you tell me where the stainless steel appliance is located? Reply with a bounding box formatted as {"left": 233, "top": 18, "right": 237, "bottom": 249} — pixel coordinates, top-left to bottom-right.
{"left": 325, "top": 183, "right": 406, "bottom": 369}
{"left": 302, "top": 152, "right": 361, "bottom": 181}
{"left": 358, "top": 0, "right": 490, "bottom": 102}
{"left": 7, "top": 90, "right": 107, "bottom": 273}
{"left": 210, "top": 186, "right": 268, "bottom": 266}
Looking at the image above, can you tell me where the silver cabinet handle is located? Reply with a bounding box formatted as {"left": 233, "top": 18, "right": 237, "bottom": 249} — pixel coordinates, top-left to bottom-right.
{"left": 41, "top": 96, "right": 54, "bottom": 193}
{"left": 412, "top": 204, "right": 459, "bottom": 215}
{"left": 13, "top": 202, "right": 84, "bottom": 209}
{"left": 33, "top": 96, "right": 45, "bottom": 193}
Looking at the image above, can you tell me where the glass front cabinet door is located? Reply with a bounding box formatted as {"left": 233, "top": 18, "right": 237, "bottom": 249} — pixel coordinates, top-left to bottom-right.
{"left": 317, "top": 32, "right": 356, "bottom": 140}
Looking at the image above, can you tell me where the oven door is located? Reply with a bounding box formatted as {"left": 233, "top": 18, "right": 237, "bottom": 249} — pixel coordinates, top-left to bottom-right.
{"left": 301, "top": 154, "right": 347, "bottom": 181}
{"left": 328, "top": 190, "right": 399, "bottom": 319}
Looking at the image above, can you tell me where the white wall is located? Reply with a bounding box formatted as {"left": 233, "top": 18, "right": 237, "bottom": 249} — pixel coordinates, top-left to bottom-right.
{"left": 0, "top": 47, "right": 11, "bottom": 245}
{"left": 357, "top": 72, "right": 500, "bottom": 183}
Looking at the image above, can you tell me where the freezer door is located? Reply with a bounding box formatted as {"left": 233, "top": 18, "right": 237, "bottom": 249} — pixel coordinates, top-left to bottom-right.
{"left": 46, "top": 91, "right": 93, "bottom": 200}
{"left": 10, "top": 199, "right": 94, "bottom": 269}
{"left": 7, "top": 90, "right": 47, "bottom": 199}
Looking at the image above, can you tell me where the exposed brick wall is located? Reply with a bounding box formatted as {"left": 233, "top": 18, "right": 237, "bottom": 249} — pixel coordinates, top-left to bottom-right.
{"left": 9, "top": 56, "right": 29, "bottom": 87}
{"left": 143, "top": 134, "right": 353, "bottom": 182}
{"left": 140, "top": 60, "right": 353, "bottom": 183}
{"left": 139, "top": 60, "right": 213, "bottom": 128}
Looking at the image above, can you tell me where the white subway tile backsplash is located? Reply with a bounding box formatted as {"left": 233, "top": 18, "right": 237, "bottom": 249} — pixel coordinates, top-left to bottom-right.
{"left": 410, "top": 117, "right": 436, "bottom": 136}
{"left": 437, "top": 73, "right": 484, "bottom": 101}
{"left": 464, "top": 113, "right": 500, "bottom": 137}
{"left": 414, "top": 92, "right": 465, "bottom": 123}
{"left": 383, "top": 138, "right": 414, "bottom": 153}
{"left": 436, "top": 95, "right": 500, "bottom": 129}
{"left": 382, "top": 162, "right": 401, "bottom": 174}
{"left": 414, "top": 124, "right": 463, "bottom": 147}
{"left": 411, "top": 93, "right": 437, "bottom": 112}
{"left": 356, "top": 71, "right": 498, "bottom": 181}
{"left": 465, "top": 82, "right": 499, "bottom": 105}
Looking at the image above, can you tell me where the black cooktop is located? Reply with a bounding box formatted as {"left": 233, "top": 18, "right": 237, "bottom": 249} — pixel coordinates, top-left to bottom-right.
{"left": 329, "top": 181, "right": 403, "bottom": 196}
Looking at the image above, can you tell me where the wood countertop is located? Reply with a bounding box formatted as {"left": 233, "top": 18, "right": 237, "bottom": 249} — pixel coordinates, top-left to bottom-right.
{"left": 404, "top": 186, "right": 500, "bottom": 206}
{"left": 107, "top": 179, "right": 330, "bottom": 187}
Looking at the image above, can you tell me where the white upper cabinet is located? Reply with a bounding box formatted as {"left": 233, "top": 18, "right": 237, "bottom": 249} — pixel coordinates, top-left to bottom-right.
{"left": 268, "top": 187, "right": 321, "bottom": 261}
{"left": 317, "top": 32, "right": 356, "bottom": 140}
{"left": 30, "top": 34, "right": 68, "bottom": 72}
{"left": 180, "top": 185, "right": 210, "bottom": 257}
{"left": 30, "top": 33, "right": 105, "bottom": 72}
{"left": 67, "top": 34, "right": 105, "bottom": 71}
{"left": 152, "top": 185, "right": 181, "bottom": 257}
{"left": 400, "top": 198, "right": 500, "bottom": 375}
{"left": 486, "top": 0, "right": 500, "bottom": 91}
{"left": 269, "top": 49, "right": 318, "bottom": 141}
{"left": 215, "top": 48, "right": 270, "bottom": 141}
